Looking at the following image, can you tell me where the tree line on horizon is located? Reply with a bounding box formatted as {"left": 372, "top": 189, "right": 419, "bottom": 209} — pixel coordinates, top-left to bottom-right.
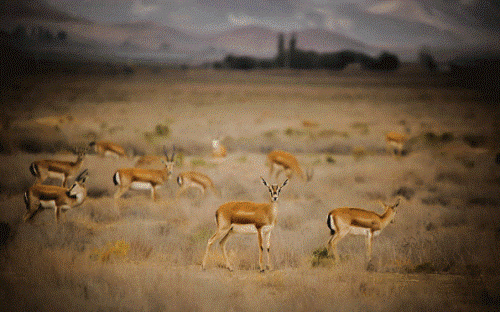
{"left": 213, "top": 32, "right": 400, "bottom": 72}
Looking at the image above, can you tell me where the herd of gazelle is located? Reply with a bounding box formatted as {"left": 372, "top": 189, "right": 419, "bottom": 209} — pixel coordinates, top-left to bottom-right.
{"left": 23, "top": 136, "right": 405, "bottom": 271}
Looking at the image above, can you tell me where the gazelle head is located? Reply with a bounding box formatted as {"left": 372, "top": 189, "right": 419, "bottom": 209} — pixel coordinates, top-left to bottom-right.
{"left": 379, "top": 197, "right": 401, "bottom": 223}
{"left": 67, "top": 169, "right": 88, "bottom": 197}
{"left": 162, "top": 145, "right": 176, "bottom": 179}
{"left": 261, "top": 177, "right": 288, "bottom": 202}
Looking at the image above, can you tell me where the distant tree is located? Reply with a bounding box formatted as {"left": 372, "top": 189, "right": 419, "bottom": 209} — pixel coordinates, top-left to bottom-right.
{"left": 224, "top": 54, "right": 256, "bottom": 70}
{"left": 359, "top": 52, "right": 399, "bottom": 71}
{"left": 259, "top": 59, "right": 276, "bottom": 69}
{"left": 319, "top": 50, "right": 357, "bottom": 70}
{"left": 419, "top": 51, "right": 437, "bottom": 72}
{"left": 276, "top": 33, "right": 286, "bottom": 68}
{"left": 290, "top": 50, "right": 319, "bottom": 69}
{"left": 56, "top": 30, "right": 67, "bottom": 42}
{"left": 378, "top": 52, "right": 399, "bottom": 71}
{"left": 289, "top": 33, "right": 297, "bottom": 68}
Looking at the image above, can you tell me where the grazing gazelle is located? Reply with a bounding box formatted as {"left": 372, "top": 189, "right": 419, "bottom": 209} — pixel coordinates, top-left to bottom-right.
{"left": 89, "top": 140, "right": 127, "bottom": 158}
{"left": 176, "top": 171, "right": 220, "bottom": 198}
{"left": 29, "top": 149, "right": 86, "bottom": 187}
{"left": 202, "top": 177, "right": 288, "bottom": 272}
{"left": 326, "top": 198, "right": 401, "bottom": 261}
{"left": 267, "top": 150, "right": 313, "bottom": 182}
{"left": 24, "top": 169, "right": 89, "bottom": 222}
{"left": 385, "top": 131, "right": 408, "bottom": 156}
{"left": 113, "top": 147, "right": 175, "bottom": 201}
{"left": 212, "top": 138, "right": 227, "bottom": 158}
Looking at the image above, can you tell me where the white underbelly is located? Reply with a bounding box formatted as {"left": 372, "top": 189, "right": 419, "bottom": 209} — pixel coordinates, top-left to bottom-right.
{"left": 131, "top": 182, "right": 154, "bottom": 190}
{"left": 48, "top": 171, "right": 65, "bottom": 181}
{"left": 104, "top": 151, "right": 120, "bottom": 158}
{"left": 40, "top": 200, "right": 57, "bottom": 209}
{"left": 231, "top": 224, "right": 274, "bottom": 234}
{"left": 349, "top": 226, "right": 380, "bottom": 237}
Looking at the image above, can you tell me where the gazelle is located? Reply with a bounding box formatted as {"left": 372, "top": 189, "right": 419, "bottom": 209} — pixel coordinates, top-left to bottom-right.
{"left": 385, "top": 131, "right": 408, "bottom": 156}
{"left": 24, "top": 169, "right": 89, "bottom": 222}
{"left": 326, "top": 198, "right": 401, "bottom": 261}
{"left": 113, "top": 147, "right": 175, "bottom": 201}
{"left": 212, "top": 138, "right": 227, "bottom": 158}
{"left": 176, "top": 171, "right": 220, "bottom": 198}
{"left": 134, "top": 155, "right": 169, "bottom": 169}
{"left": 29, "top": 149, "right": 86, "bottom": 187}
{"left": 201, "top": 177, "right": 288, "bottom": 272}
{"left": 89, "top": 140, "right": 127, "bottom": 158}
{"left": 267, "top": 150, "right": 313, "bottom": 182}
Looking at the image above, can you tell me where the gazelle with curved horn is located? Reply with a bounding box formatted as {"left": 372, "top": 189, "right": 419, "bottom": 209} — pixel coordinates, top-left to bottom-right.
{"left": 201, "top": 177, "right": 288, "bottom": 272}
{"left": 29, "top": 149, "right": 86, "bottom": 187}
{"left": 326, "top": 198, "right": 401, "bottom": 261}
{"left": 267, "top": 150, "right": 313, "bottom": 182}
{"left": 24, "top": 169, "right": 89, "bottom": 222}
{"left": 176, "top": 171, "right": 220, "bottom": 198}
{"left": 89, "top": 140, "right": 127, "bottom": 158}
{"left": 113, "top": 146, "right": 175, "bottom": 201}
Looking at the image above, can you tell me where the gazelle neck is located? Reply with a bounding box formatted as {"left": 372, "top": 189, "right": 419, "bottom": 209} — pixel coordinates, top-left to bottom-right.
{"left": 379, "top": 207, "right": 396, "bottom": 229}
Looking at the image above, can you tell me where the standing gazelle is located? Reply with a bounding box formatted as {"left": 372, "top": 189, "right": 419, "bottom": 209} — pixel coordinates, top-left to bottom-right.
{"left": 267, "top": 150, "right": 313, "bottom": 182}
{"left": 326, "top": 198, "right": 401, "bottom": 262}
{"left": 176, "top": 171, "right": 220, "bottom": 198}
{"left": 202, "top": 177, "right": 288, "bottom": 272}
{"left": 29, "top": 149, "right": 86, "bottom": 187}
{"left": 24, "top": 169, "right": 89, "bottom": 222}
{"left": 113, "top": 147, "right": 175, "bottom": 201}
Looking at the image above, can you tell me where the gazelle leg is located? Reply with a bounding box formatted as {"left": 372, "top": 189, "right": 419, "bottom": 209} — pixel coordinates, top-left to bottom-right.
{"left": 219, "top": 229, "right": 234, "bottom": 271}
{"left": 151, "top": 186, "right": 157, "bottom": 201}
{"left": 257, "top": 228, "right": 265, "bottom": 272}
{"left": 327, "top": 230, "right": 348, "bottom": 261}
{"left": 113, "top": 186, "right": 128, "bottom": 200}
{"left": 264, "top": 230, "right": 272, "bottom": 270}
{"left": 202, "top": 227, "right": 231, "bottom": 270}
{"left": 366, "top": 231, "right": 374, "bottom": 260}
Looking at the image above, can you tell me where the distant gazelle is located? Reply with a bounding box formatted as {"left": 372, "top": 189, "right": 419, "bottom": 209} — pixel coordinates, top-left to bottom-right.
{"left": 89, "top": 141, "right": 127, "bottom": 158}
{"left": 385, "top": 131, "right": 408, "bottom": 156}
{"left": 24, "top": 169, "right": 88, "bottom": 222}
{"left": 29, "top": 149, "right": 86, "bottom": 187}
{"left": 113, "top": 147, "right": 175, "bottom": 201}
{"left": 176, "top": 171, "right": 220, "bottom": 198}
{"left": 212, "top": 138, "right": 227, "bottom": 158}
{"left": 267, "top": 150, "right": 313, "bottom": 181}
{"left": 134, "top": 155, "right": 169, "bottom": 169}
{"left": 202, "top": 178, "right": 288, "bottom": 272}
{"left": 326, "top": 198, "right": 401, "bottom": 261}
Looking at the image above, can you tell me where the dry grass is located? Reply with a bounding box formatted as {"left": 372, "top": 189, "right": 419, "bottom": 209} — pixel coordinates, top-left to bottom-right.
{"left": 1, "top": 68, "right": 499, "bottom": 311}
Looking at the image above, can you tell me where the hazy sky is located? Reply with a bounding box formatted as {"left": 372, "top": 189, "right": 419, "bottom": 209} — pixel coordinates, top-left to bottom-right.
{"left": 40, "top": 0, "right": 422, "bottom": 34}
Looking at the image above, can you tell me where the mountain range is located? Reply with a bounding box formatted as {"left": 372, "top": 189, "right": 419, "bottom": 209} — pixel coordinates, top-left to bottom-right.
{"left": 1, "top": 0, "right": 499, "bottom": 64}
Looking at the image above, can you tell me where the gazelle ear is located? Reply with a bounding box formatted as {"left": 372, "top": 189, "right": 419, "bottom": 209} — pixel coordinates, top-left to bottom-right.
{"left": 261, "top": 177, "right": 270, "bottom": 188}
{"left": 393, "top": 197, "right": 401, "bottom": 208}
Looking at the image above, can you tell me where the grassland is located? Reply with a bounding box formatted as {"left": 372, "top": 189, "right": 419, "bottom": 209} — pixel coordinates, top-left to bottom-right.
{"left": 0, "top": 67, "right": 499, "bottom": 311}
